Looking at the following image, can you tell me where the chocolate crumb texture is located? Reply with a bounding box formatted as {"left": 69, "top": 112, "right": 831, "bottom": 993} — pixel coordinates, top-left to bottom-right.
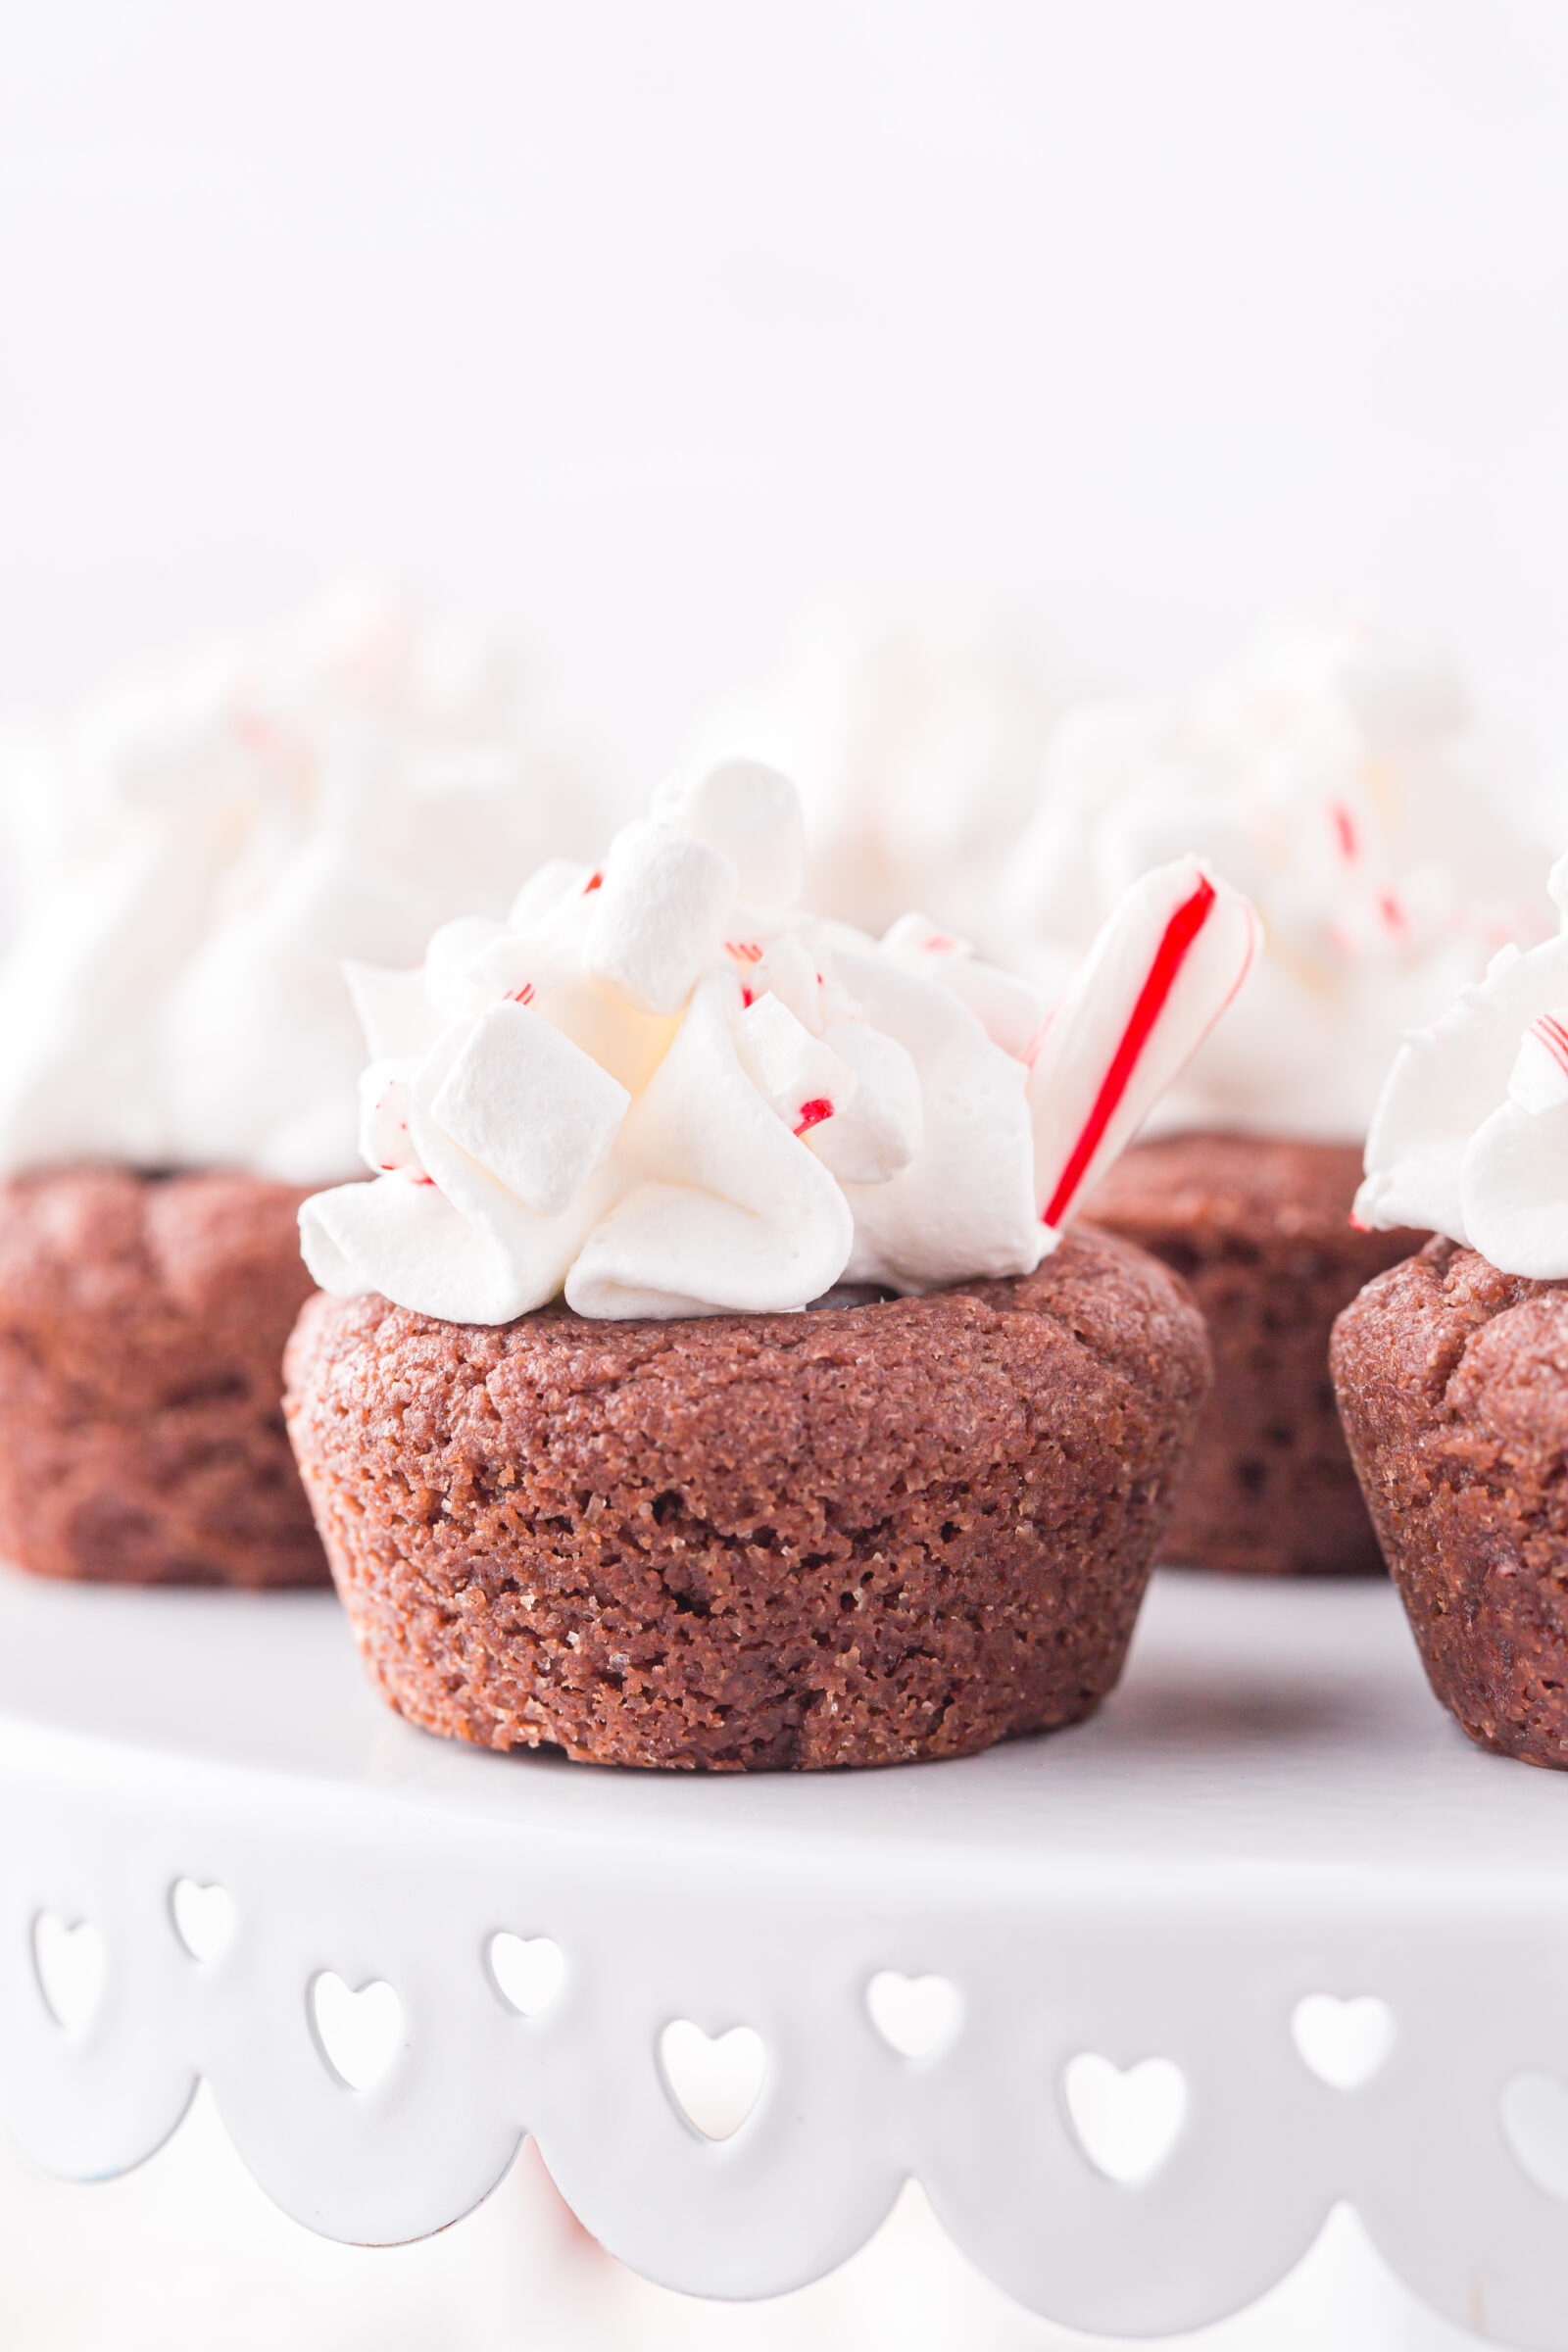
{"left": 0, "top": 1167, "right": 328, "bottom": 1586}
{"left": 1088, "top": 1131, "right": 1422, "bottom": 1574}
{"left": 285, "top": 1223, "right": 1210, "bottom": 1771}
{"left": 1333, "top": 1236, "right": 1568, "bottom": 1767}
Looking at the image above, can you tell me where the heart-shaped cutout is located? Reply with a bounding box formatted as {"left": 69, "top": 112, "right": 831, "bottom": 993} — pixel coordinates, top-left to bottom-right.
{"left": 1062, "top": 2052, "right": 1187, "bottom": 2184}
{"left": 866, "top": 1969, "right": 962, "bottom": 2059}
{"left": 659, "top": 2020, "right": 765, "bottom": 2141}
{"left": 1503, "top": 2071, "right": 1568, "bottom": 2199}
{"left": 32, "top": 1913, "right": 107, "bottom": 2034}
{"left": 489, "top": 1932, "right": 564, "bottom": 2018}
{"left": 170, "top": 1879, "right": 236, "bottom": 1965}
{"left": 1291, "top": 1992, "right": 1395, "bottom": 2089}
{"left": 310, "top": 1973, "right": 404, "bottom": 2091}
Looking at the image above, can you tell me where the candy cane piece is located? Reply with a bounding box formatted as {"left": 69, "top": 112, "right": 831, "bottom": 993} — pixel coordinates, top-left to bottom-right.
{"left": 1507, "top": 1010, "right": 1568, "bottom": 1115}
{"left": 1028, "top": 858, "right": 1258, "bottom": 1232}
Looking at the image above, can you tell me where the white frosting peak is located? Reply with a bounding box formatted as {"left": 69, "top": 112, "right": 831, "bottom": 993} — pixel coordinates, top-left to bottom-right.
{"left": 1356, "top": 853, "right": 1568, "bottom": 1274}
{"left": 1004, "top": 614, "right": 1546, "bottom": 1142}
{"left": 0, "top": 585, "right": 597, "bottom": 1183}
{"left": 301, "top": 767, "right": 1258, "bottom": 1323}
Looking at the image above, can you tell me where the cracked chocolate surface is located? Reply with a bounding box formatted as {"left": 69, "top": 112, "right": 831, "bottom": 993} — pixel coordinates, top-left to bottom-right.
{"left": 284, "top": 1224, "right": 1210, "bottom": 1771}
{"left": 1089, "top": 1131, "right": 1421, "bottom": 1574}
{"left": 0, "top": 1166, "right": 328, "bottom": 1585}
{"left": 1333, "top": 1236, "right": 1568, "bottom": 1766}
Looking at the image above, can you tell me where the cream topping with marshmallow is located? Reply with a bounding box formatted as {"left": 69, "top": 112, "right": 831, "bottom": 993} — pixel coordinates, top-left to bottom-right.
{"left": 1356, "top": 854, "right": 1568, "bottom": 1276}
{"left": 0, "top": 584, "right": 596, "bottom": 1185}
{"left": 300, "top": 762, "right": 1258, "bottom": 1323}
{"left": 1003, "top": 614, "right": 1545, "bottom": 1142}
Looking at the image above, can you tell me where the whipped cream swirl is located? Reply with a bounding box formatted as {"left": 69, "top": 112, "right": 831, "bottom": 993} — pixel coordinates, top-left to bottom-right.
{"left": 300, "top": 762, "right": 1258, "bottom": 1323}
{"left": 0, "top": 585, "right": 597, "bottom": 1184}
{"left": 1356, "top": 854, "right": 1568, "bottom": 1275}
{"left": 1003, "top": 615, "right": 1545, "bottom": 1142}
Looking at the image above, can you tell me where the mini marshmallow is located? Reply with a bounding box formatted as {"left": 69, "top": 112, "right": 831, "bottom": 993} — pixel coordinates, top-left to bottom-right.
{"left": 585, "top": 820, "right": 736, "bottom": 1014}
{"left": 658, "top": 760, "right": 807, "bottom": 907}
{"left": 358, "top": 1059, "right": 419, "bottom": 1174}
{"left": 429, "top": 1000, "right": 630, "bottom": 1216}
{"left": 732, "top": 992, "right": 856, "bottom": 1138}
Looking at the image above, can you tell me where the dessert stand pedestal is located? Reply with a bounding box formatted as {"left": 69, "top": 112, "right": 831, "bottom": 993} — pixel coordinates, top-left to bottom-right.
{"left": 3, "top": 1562, "right": 1568, "bottom": 2350}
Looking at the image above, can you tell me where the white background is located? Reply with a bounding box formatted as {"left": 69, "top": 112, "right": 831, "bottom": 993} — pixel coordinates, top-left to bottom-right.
{"left": 2, "top": 0, "right": 1567, "bottom": 787}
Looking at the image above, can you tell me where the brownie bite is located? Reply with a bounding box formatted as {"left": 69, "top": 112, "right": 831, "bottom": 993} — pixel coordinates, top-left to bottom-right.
{"left": 1088, "top": 1131, "right": 1422, "bottom": 1574}
{"left": 1333, "top": 1238, "right": 1568, "bottom": 1767}
{"left": 285, "top": 1225, "right": 1209, "bottom": 1771}
{"left": 0, "top": 1168, "right": 327, "bottom": 1585}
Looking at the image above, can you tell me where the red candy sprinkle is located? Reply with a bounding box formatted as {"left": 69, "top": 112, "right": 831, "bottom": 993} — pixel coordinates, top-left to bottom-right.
{"left": 794, "top": 1098, "right": 833, "bottom": 1136}
{"left": 583, "top": 870, "right": 604, "bottom": 894}
{"left": 1331, "top": 802, "right": 1358, "bottom": 860}
{"left": 506, "top": 982, "right": 535, "bottom": 1004}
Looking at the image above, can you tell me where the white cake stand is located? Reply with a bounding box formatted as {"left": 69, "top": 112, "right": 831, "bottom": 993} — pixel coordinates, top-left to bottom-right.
{"left": 2, "top": 1560, "right": 1566, "bottom": 2349}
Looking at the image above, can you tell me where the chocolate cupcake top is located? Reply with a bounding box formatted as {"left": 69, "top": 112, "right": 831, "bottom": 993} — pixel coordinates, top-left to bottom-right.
{"left": 0, "top": 584, "right": 595, "bottom": 1186}
{"left": 299, "top": 761, "right": 1255, "bottom": 1323}
{"left": 1356, "top": 853, "right": 1568, "bottom": 1277}
{"left": 1000, "top": 613, "right": 1544, "bottom": 1143}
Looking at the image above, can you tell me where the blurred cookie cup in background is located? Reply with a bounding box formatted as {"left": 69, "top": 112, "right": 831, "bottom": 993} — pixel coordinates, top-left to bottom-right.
{"left": 1004, "top": 612, "right": 1544, "bottom": 1574}
{"left": 0, "top": 584, "right": 598, "bottom": 1585}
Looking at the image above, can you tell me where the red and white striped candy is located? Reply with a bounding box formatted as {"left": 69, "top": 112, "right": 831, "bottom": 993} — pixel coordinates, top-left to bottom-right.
{"left": 1508, "top": 1008, "right": 1568, "bottom": 1115}
{"left": 1027, "top": 857, "right": 1259, "bottom": 1233}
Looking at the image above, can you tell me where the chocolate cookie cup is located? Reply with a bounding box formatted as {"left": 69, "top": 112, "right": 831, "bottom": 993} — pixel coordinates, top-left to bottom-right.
{"left": 284, "top": 1224, "right": 1209, "bottom": 1771}
{"left": 1333, "top": 1238, "right": 1568, "bottom": 1768}
{"left": 1088, "top": 1131, "right": 1423, "bottom": 1575}
{"left": 0, "top": 1167, "right": 327, "bottom": 1586}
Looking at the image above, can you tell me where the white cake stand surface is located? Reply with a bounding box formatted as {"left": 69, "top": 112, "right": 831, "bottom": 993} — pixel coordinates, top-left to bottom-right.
{"left": 3, "top": 1562, "right": 1566, "bottom": 2350}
